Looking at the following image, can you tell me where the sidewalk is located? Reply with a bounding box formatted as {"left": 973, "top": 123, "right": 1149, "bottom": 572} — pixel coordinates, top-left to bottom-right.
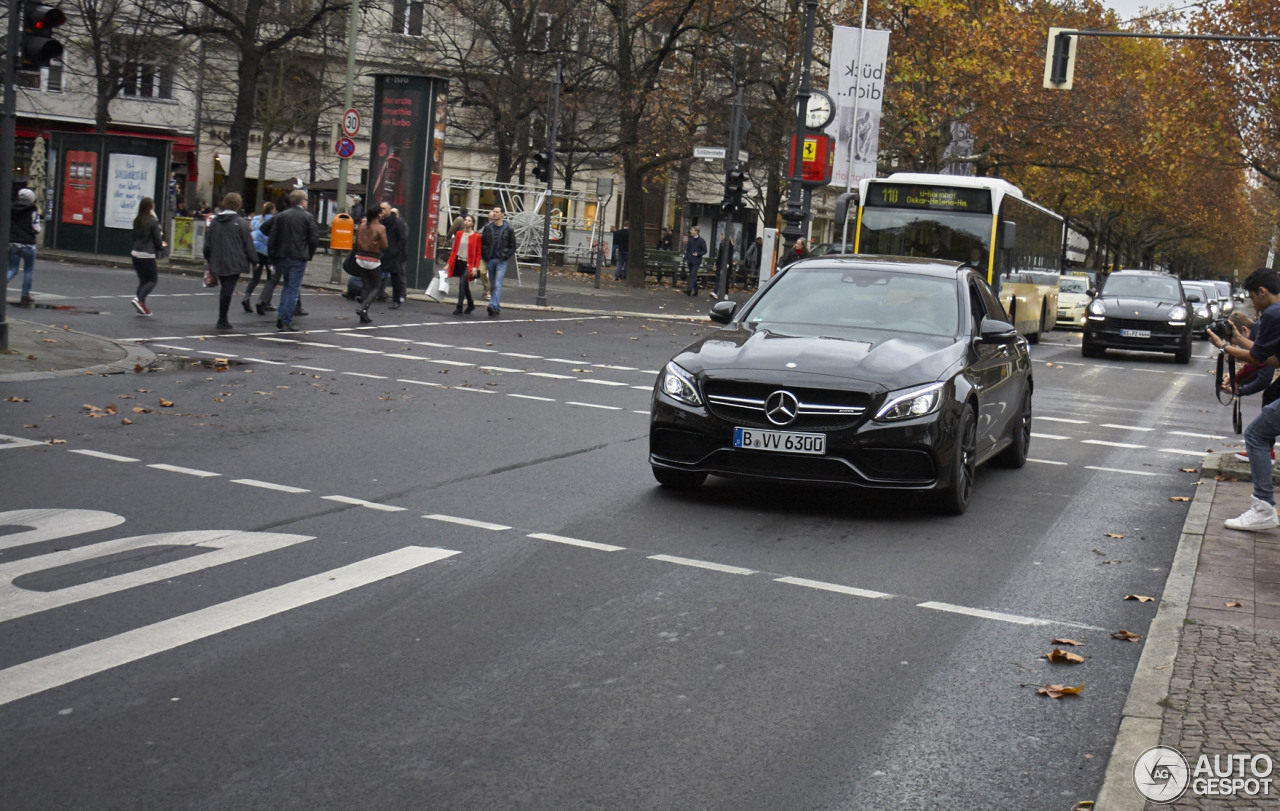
{"left": 6, "top": 251, "right": 1279, "bottom": 808}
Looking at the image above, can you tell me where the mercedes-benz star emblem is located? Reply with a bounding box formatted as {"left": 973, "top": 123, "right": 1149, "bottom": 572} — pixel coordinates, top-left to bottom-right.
{"left": 764, "top": 390, "right": 800, "bottom": 426}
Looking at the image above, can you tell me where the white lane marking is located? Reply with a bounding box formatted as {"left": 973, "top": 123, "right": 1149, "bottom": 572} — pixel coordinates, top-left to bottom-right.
{"left": 649, "top": 554, "right": 756, "bottom": 575}
{"left": 147, "top": 463, "right": 220, "bottom": 478}
{"left": 340, "top": 347, "right": 383, "bottom": 354}
{"left": 0, "top": 546, "right": 459, "bottom": 708}
{"left": 1031, "top": 433, "right": 1071, "bottom": 440}
{"left": 528, "top": 372, "right": 574, "bottom": 379}
{"left": 298, "top": 342, "right": 340, "bottom": 348}
{"left": 631, "top": 386, "right": 651, "bottom": 391}
{"left": 293, "top": 365, "right": 335, "bottom": 372}
{"left": 1036, "top": 416, "right": 1087, "bottom": 424}
{"left": 917, "top": 601, "right": 1105, "bottom": 630}
{"left": 546, "top": 358, "right": 579, "bottom": 365}
{"left": 1027, "top": 458, "right": 1068, "bottom": 465}
{"left": 385, "top": 353, "right": 427, "bottom": 360}
{"left": 509, "top": 394, "right": 554, "bottom": 402}
{"left": 258, "top": 337, "right": 298, "bottom": 344}
{"left": 322, "top": 495, "right": 406, "bottom": 512}
{"left": 69, "top": 449, "right": 139, "bottom": 463}
{"left": 396, "top": 378, "right": 443, "bottom": 387}
{"left": 231, "top": 479, "right": 310, "bottom": 494}
{"left": 371, "top": 336, "right": 409, "bottom": 342}
{"left": 149, "top": 344, "right": 194, "bottom": 351}
{"left": 458, "top": 347, "right": 498, "bottom": 354}
{"left": 414, "top": 341, "right": 450, "bottom": 348}
{"left": 0, "top": 509, "right": 127, "bottom": 551}
{"left": 430, "top": 359, "right": 474, "bottom": 367}
{"left": 580, "top": 379, "right": 629, "bottom": 387}
{"left": 1082, "top": 439, "right": 1145, "bottom": 449}
{"left": 1157, "top": 448, "right": 1210, "bottom": 457}
{"left": 528, "top": 532, "right": 624, "bottom": 552}
{"left": 1049, "top": 360, "right": 1087, "bottom": 366}
{"left": 197, "top": 350, "right": 238, "bottom": 358}
{"left": 502, "top": 352, "right": 542, "bottom": 359}
{"left": 596, "top": 365, "right": 637, "bottom": 371}
{"left": 1169, "top": 430, "right": 1225, "bottom": 439}
{"left": 1100, "top": 423, "right": 1154, "bottom": 432}
{"left": 568, "top": 402, "right": 622, "bottom": 410}
{"left": 425, "top": 514, "right": 511, "bottom": 531}
{"left": 453, "top": 387, "right": 494, "bottom": 395}
{"left": 342, "top": 372, "right": 388, "bottom": 379}
{"left": 479, "top": 366, "right": 527, "bottom": 373}
{"left": 633, "top": 410, "right": 650, "bottom": 415}
{"left": 775, "top": 576, "right": 891, "bottom": 599}
{"left": 241, "top": 358, "right": 285, "bottom": 365}
{"left": 1084, "top": 466, "right": 1166, "bottom": 476}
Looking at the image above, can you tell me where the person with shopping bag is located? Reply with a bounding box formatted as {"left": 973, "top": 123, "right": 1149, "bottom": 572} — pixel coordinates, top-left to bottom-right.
{"left": 353, "top": 209, "right": 387, "bottom": 324}
{"left": 448, "top": 215, "right": 481, "bottom": 315}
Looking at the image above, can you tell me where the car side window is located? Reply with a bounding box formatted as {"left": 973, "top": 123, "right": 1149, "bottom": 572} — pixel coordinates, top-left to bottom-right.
{"left": 969, "top": 279, "right": 1007, "bottom": 332}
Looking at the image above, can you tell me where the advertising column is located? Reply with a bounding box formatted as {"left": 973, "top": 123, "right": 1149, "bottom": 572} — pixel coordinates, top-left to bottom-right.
{"left": 367, "top": 74, "right": 449, "bottom": 289}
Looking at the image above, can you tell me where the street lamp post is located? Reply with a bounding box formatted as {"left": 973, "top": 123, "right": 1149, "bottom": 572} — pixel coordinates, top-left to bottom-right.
{"left": 329, "top": 0, "right": 360, "bottom": 284}
{"left": 536, "top": 61, "right": 562, "bottom": 308}
{"left": 780, "top": 0, "right": 819, "bottom": 253}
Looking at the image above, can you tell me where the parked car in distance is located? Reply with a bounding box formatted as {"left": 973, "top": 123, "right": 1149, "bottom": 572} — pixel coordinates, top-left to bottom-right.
{"left": 1180, "top": 280, "right": 1220, "bottom": 339}
{"left": 1082, "top": 269, "right": 1193, "bottom": 363}
{"left": 1057, "top": 274, "right": 1092, "bottom": 329}
{"left": 648, "top": 255, "right": 1034, "bottom": 515}
{"left": 1208, "top": 280, "right": 1235, "bottom": 316}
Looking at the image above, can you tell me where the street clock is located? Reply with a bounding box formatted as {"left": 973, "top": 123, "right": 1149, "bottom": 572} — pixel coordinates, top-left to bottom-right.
{"left": 805, "top": 89, "right": 835, "bottom": 130}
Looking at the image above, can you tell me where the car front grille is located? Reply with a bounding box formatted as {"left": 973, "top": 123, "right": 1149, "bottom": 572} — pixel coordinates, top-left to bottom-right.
{"left": 704, "top": 382, "right": 870, "bottom": 431}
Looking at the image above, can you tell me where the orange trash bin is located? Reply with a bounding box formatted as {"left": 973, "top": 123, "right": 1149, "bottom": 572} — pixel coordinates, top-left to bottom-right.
{"left": 330, "top": 213, "right": 354, "bottom": 251}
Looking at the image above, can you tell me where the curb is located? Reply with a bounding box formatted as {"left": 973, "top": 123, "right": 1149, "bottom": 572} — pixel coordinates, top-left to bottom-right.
{"left": 1093, "top": 453, "right": 1217, "bottom": 809}
{"left": 0, "top": 329, "right": 157, "bottom": 384}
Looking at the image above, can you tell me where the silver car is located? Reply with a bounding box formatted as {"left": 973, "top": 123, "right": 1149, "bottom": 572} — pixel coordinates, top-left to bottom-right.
{"left": 1180, "top": 281, "right": 1218, "bottom": 338}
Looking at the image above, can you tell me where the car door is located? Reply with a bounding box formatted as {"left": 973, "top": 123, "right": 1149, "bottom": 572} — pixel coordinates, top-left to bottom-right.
{"left": 966, "top": 278, "right": 1023, "bottom": 453}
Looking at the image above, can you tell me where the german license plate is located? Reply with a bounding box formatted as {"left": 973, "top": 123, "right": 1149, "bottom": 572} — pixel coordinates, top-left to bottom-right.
{"left": 1120, "top": 328, "right": 1151, "bottom": 338}
{"left": 733, "top": 427, "right": 826, "bottom": 455}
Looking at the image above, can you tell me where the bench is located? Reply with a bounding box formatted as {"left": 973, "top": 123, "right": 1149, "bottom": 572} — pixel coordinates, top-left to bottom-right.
{"left": 644, "top": 249, "right": 685, "bottom": 285}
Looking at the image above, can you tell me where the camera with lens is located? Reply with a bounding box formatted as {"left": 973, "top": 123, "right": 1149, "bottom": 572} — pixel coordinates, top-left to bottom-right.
{"left": 1208, "top": 319, "right": 1234, "bottom": 342}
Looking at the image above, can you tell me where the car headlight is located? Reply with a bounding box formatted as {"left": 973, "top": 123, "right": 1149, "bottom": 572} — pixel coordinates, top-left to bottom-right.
{"left": 659, "top": 361, "right": 702, "bottom": 407}
{"left": 875, "top": 381, "right": 946, "bottom": 422}
{"left": 1168, "top": 305, "right": 1187, "bottom": 324}
{"left": 1087, "top": 299, "right": 1107, "bottom": 319}
{"left": 1196, "top": 306, "right": 1209, "bottom": 318}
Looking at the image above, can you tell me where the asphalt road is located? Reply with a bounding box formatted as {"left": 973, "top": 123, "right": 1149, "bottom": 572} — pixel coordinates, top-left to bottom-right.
{"left": 0, "top": 263, "right": 1236, "bottom": 810}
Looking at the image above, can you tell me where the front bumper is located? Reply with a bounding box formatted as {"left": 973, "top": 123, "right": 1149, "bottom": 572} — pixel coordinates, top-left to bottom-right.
{"left": 1083, "top": 318, "right": 1191, "bottom": 353}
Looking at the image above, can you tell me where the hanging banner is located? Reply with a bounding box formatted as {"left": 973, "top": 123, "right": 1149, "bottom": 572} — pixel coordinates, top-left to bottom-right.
{"left": 103, "top": 154, "right": 158, "bottom": 230}
{"left": 826, "top": 26, "right": 891, "bottom": 189}
{"left": 368, "top": 74, "right": 449, "bottom": 287}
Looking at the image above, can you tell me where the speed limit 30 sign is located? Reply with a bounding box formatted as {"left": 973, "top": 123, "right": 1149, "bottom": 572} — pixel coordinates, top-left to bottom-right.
{"left": 342, "top": 108, "right": 361, "bottom": 137}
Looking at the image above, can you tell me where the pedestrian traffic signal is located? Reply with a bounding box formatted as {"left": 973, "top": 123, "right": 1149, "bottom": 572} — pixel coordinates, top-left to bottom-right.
{"left": 1042, "top": 27, "right": 1077, "bottom": 90}
{"left": 532, "top": 151, "right": 552, "bottom": 183}
{"left": 724, "top": 169, "right": 747, "bottom": 211}
{"left": 21, "top": 3, "right": 66, "bottom": 70}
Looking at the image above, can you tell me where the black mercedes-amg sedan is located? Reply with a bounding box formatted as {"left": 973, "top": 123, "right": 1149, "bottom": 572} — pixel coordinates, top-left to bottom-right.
{"left": 649, "top": 255, "right": 1034, "bottom": 515}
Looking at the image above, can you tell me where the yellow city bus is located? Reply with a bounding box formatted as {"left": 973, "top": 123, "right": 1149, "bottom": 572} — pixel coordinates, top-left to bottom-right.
{"left": 851, "top": 173, "right": 1065, "bottom": 342}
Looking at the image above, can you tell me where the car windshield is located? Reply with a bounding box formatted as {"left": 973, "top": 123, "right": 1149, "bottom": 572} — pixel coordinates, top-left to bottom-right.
{"left": 1102, "top": 275, "right": 1181, "bottom": 301}
{"left": 1059, "top": 277, "right": 1089, "bottom": 294}
{"left": 745, "top": 265, "right": 959, "bottom": 337}
{"left": 1182, "top": 284, "right": 1211, "bottom": 302}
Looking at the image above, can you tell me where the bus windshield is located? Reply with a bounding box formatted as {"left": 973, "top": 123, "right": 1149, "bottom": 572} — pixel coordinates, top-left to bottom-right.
{"left": 856, "top": 209, "right": 990, "bottom": 264}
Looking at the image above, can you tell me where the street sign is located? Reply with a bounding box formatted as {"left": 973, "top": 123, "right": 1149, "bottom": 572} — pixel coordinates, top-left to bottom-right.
{"left": 693, "top": 147, "right": 750, "bottom": 163}
{"left": 334, "top": 137, "right": 356, "bottom": 159}
{"left": 342, "top": 108, "right": 361, "bottom": 137}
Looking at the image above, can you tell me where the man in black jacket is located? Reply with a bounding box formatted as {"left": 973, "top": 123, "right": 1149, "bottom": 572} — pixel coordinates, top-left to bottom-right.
{"left": 7, "top": 188, "right": 41, "bottom": 305}
{"left": 267, "top": 190, "right": 318, "bottom": 331}
{"left": 379, "top": 203, "right": 409, "bottom": 308}
{"left": 479, "top": 206, "right": 517, "bottom": 317}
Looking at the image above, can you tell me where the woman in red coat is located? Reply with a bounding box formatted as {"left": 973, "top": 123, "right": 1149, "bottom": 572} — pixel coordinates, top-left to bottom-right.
{"left": 448, "top": 214, "right": 481, "bottom": 315}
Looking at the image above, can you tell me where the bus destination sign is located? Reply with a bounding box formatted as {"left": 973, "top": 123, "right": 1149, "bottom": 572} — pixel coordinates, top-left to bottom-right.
{"left": 866, "top": 183, "right": 992, "bottom": 214}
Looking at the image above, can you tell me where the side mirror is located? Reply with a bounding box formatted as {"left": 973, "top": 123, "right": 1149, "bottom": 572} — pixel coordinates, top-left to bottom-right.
{"left": 1086, "top": 288, "right": 1096, "bottom": 298}
{"left": 1185, "top": 292, "right": 1201, "bottom": 303}
{"left": 709, "top": 299, "right": 737, "bottom": 324}
{"left": 979, "top": 316, "right": 1019, "bottom": 343}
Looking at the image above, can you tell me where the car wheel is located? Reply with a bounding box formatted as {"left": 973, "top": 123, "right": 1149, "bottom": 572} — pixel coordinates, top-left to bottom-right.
{"left": 936, "top": 407, "right": 977, "bottom": 515}
{"left": 992, "top": 388, "right": 1031, "bottom": 469}
{"left": 1174, "top": 341, "right": 1192, "bottom": 364}
{"left": 1026, "top": 328, "right": 1040, "bottom": 345}
{"left": 652, "top": 466, "right": 707, "bottom": 490}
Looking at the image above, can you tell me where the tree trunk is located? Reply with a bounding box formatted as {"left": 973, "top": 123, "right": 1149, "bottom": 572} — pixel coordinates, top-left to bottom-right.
{"left": 225, "top": 48, "right": 263, "bottom": 202}
{"left": 624, "top": 155, "right": 647, "bottom": 288}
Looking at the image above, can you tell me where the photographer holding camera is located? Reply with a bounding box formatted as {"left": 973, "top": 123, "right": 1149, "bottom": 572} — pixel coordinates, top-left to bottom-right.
{"left": 1208, "top": 268, "right": 1280, "bottom": 531}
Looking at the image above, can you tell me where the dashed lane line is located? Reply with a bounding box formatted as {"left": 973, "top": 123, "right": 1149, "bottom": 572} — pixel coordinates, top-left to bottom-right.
{"left": 1082, "top": 439, "right": 1145, "bottom": 449}
{"left": 649, "top": 554, "right": 755, "bottom": 576}
{"left": 916, "top": 601, "right": 1107, "bottom": 631}
{"left": 527, "top": 532, "right": 625, "bottom": 552}
{"left": 1100, "top": 423, "right": 1154, "bottom": 432}
{"left": 232, "top": 479, "right": 311, "bottom": 494}
{"left": 69, "top": 449, "right": 139, "bottom": 463}
{"left": 147, "top": 463, "right": 220, "bottom": 477}
{"left": 1084, "top": 466, "right": 1167, "bottom": 477}
{"left": 322, "top": 495, "right": 407, "bottom": 512}
{"left": 774, "top": 576, "right": 892, "bottom": 599}
{"left": 424, "top": 514, "right": 511, "bottom": 531}
{"left": 567, "top": 402, "right": 622, "bottom": 410}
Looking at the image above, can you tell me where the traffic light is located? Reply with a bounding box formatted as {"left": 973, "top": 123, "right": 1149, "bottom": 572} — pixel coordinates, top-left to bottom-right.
{"left": 1042, "top": 27, "right": 1077, "bottom": 90}
{"left": 532, "top": 151, "right": 552, "bottom": 183}
{"left": 723, "top": 169, "right": 746, "bottom": 211}
{"left": 21, "top": 3, "right": 66, "bottom": 70}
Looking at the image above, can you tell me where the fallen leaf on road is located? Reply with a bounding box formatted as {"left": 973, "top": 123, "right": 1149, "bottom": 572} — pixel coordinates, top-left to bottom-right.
{"left": 1111, "top": 630, "right": 1142, "bottom": 642}
{"left": 132, "top": 407, "right": 151, "bottom": 414}
{"left": 117, "top": 394, "right": 134, "bottom": 399}
{"left": 1169, "top": 496, "right": 1190, "bottom": 502}
{"left": 32, "top": 329, "right": 46, "bottom": 333}
{"left": 1124, "top": 595, "right": 1154, "bottom": 602}
{"left": 6, "top": 397, "right": 30, "bottom": 402}
{"left": 1037, "top": 683, "right": 1084, "bottom": 698}
{"left": 47, "top": 438, "right": 66, "bottom": 444}
{"left": 1052, "top": 638, "right": 1083, "bottom": 646}
{"left": 121, "top": 418, "right": 132, "bottom": 425}
{"left": 254, "top": 391, "right": 271, "bottom": 396}
{"left": 555, "top": 330, "right": 563, "bottom": 335}
{"left": 42, "top": 338, "right": 57, "bottom": 343}
{"left": 1180, "top": 468, "right": 1196, "bottom": 473}
{"left": 1046, "top": 649, "right": 1085, "bottom": 664}
{"left": 1104, "top": 533, "right": 1125, "bottom": 539}
{"left": 1225, "top": 601, "right": 1244, "bottom": 607}
{"left": 159, "top": 399, "right": 174, "bottom": 407}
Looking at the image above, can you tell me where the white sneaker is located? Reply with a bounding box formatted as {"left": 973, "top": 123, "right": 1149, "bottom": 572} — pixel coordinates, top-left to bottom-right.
{"left": 1225, "top": 496, "right": 1280, "bottom": 531}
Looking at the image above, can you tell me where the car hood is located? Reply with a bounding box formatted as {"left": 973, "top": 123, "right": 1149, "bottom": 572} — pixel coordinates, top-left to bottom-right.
{"left": 674, "top": 324, "right": 964, "bottom": 392}
{"left": 1101, "top": 296, "right": 1182, "bottom": 317}
{"left": 1059, "top": 292, "right": 1090, "bottom": 308}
